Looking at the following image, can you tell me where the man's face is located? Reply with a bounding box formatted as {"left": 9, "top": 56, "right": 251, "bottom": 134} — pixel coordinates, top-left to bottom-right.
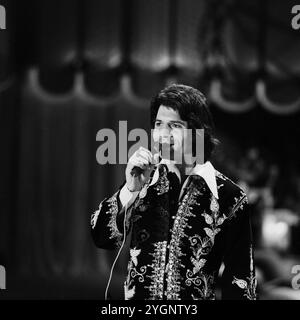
{"left": 152, "top": 105, "right": 190, "bottom": 163}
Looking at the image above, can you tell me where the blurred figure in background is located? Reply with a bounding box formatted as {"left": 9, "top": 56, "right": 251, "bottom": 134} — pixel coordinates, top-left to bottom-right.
{"left": 218, "top": 146, "right": 300, "bottom": 299}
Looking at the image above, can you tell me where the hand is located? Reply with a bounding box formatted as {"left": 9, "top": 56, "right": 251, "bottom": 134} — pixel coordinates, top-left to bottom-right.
{"left": 125, "top": 147, "right": 159, "bottom": 192}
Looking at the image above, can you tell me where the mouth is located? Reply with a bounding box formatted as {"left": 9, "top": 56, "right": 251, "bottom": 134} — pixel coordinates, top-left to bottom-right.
{"left": 158, "top": 142, "right": 175, "bottom": 159}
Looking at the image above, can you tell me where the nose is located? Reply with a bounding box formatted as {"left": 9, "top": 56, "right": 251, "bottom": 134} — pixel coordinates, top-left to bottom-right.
{"left": 158, "top": 125, "right": 170, "bottom": 142}
{"left": 157, "top": 125, "right": 173, "bottom": 143}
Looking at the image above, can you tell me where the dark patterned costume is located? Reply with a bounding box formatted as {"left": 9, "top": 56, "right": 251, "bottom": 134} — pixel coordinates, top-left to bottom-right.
{"left": 91, "top": 162, "right": 257, "bottom": 300}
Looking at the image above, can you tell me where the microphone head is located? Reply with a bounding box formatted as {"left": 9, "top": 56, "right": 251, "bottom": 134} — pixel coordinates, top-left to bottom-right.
{"left": 130, "top": 153, "right": 160, "bottom": 177}
{"left": 130, "top": 166, "right": 144, "bottom": 177}
{"left": 158, "top": 142, "right": 175, "bottom": 160}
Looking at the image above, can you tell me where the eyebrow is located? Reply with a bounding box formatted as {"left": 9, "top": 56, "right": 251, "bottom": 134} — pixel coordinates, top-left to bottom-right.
{"left": 155, "top": 119, "right": 186, "bottom": 125}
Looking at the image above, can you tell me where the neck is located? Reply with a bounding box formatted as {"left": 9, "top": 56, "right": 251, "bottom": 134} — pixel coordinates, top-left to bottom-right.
{"left": 173, "top": 159, "right": 197, "bottom": 183}
{"left": 160, "top": 157, "right": 196, "bottom": 182}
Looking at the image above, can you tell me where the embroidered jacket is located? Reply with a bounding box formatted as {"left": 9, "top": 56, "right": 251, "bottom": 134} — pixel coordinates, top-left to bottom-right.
{"left": 91, "top": 162, "right": 257, "bottom": 300}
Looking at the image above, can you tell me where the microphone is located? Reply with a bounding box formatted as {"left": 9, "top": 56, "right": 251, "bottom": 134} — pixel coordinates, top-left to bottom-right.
{"left": 130, "top": 166, "right": 144, "bottom": 177}
{"left": 130, "top": 151, "right": 160, "bottom": 177}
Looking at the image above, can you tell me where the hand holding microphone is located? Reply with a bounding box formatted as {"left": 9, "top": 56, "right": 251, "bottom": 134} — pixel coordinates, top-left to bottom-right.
{"left": 125, "top": 147, "right": 160, "bottom": 192}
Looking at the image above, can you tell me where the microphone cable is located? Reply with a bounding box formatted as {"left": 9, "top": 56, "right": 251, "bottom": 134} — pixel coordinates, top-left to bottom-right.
{"left": 104, "top": 161, "right": 158, "bottom": 300}
{"left": 104, "top": 201, "right": 129, "bottom": 301}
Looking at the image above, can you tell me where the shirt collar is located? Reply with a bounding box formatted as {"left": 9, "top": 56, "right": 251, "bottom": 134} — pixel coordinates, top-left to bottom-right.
{"left": 189, "top": 161, "right": 219, "bottom": 199}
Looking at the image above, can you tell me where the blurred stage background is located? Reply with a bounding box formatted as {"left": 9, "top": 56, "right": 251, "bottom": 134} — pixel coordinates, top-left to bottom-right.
{"left": 1, "top": 0, "right": 300, "bottom": 299}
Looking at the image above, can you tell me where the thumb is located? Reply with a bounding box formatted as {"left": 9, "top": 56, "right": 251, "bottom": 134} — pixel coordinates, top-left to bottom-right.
{"left": 152, "top": 153, "right": 160, "bottom": 165}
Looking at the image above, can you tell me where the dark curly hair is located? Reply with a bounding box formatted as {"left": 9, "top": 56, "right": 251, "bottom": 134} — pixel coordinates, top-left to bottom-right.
{"left": 150, "top": 84, "right": 219, "bottom": 162}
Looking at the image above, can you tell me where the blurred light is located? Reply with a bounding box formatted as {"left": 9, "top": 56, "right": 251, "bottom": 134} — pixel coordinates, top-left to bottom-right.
{"left": 262, "top": 213, "right": 290, "bottom": 251}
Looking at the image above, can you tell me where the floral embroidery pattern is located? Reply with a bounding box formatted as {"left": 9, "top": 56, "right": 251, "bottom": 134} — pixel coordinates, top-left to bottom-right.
{"left": 91, "top": 199, "right": 106, "bottom": 229}
{"left": 124, "top": 247, "right": 147, "bottom": 300}
{"left": 232, "top": 246, "right": 257, "bottom": 300}
{"left": 93, "top": 164, "right": 256, "bottom": 300}
{"left": 191, "top": 196, "right": 225, "bottom": 262}
{"left": 228, "top": 193, "right": 248, "bottom": 220}
{"left": 190, "top": 273, "right": 216, "bottom": 300}
{"left": 91, "top": 195, "right": 123, "bottom": 247}
{"left": 165, "top": 182, "right": 201, "bottom": 300}
{"left": 106, "top": 195, "right": 123, "bottom": 248}
{"left": 215, "top": 171, "right": 227, "bottom": 181}
{"left": 124, "top": 282, "right": 135, "bottom": 300}
{"left": 186, "top": 195, "right": 226, "bottom": 298}
{"left": 146, "top": 241, "right": 168, "bottom": 300}
{"left": 154, "top": 165, "right": 169, "bottom": 195}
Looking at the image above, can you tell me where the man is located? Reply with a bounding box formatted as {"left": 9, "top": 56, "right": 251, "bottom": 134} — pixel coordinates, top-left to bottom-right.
{"left": 91, "top": 84, "right": 257, "bottom": 300}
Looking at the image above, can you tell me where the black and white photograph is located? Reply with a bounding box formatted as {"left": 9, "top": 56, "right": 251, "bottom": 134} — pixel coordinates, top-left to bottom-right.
{"left": 1, "top": 0, "right": 300, "bottom": 309}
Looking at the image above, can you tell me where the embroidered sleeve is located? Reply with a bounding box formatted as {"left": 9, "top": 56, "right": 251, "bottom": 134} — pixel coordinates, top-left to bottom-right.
{"left": 90, "top": 184, "right": 134, "bottom": 250}
{"left": 221, "top": 197, "right": 257, "bottom": 300}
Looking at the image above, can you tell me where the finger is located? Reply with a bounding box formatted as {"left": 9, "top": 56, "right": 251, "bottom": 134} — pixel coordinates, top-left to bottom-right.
{"left": 138, "top": 147, "right": 153, "bottom": 160}
{"left": 130, "top": 158, "right": 149, "bottom": 169}
{"left": 129, "top": 150, "right": 148, "bottom": 163}
{"left": 138, "top": 150, "right": 152, "bottom": 164}
{"left": 134, "top": 150, "right": 151, "bottom": 165}
{"left": 152, "top": 153, "right": 160, "bottom": 164}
